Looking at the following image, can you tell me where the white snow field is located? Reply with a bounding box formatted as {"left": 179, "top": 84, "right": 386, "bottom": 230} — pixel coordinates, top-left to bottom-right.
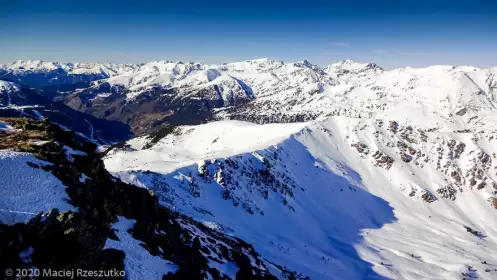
{"left": 0, "top": 150, "right": 76, "bottom": 224}
{"left": 105, "top": 120, "right": 308, "bottom": 174}
{"left": 105, "top": 113, "right": 497, "bottom": 279}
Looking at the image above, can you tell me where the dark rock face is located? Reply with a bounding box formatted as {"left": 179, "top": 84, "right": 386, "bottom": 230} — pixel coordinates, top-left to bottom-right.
{"left": 0, "top": 118, "right": 293, "bottom": 279}
{"left": 36, "top": 81, "right": 94, "bottom": 100}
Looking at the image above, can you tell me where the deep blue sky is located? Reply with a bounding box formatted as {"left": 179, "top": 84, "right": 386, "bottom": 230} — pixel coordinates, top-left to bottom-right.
{"left": 1, "top": 0, "right": 496, "bottom": 68}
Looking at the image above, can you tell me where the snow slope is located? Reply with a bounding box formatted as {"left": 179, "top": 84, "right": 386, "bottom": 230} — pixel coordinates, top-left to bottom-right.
{"left": 227, "top": 63, "right": 497, "bottom": 126}
{"left": 0, "top": 150, "right": 76, "bottom": 224}
{"left": 104, "top": 113, "right": 497, "bottom": 279}
{"left": 0, "top": 80, "right": 20, "bottom": 95}
{"left": 105, "top": 120, "right": 307, "bottom": 174}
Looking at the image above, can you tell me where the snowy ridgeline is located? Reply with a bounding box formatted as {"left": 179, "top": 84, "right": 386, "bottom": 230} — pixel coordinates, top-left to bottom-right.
{"left": 3, "top": 59, "right": 497, "bottom": 139}
{"left": 105, "top": 116, "right": 497, "bottom": 280}
{"left": 8, "top": 58, "right": 494, "bottom": 130}
{"left": 64, "top": 58, "right": 496, "bottom": 122}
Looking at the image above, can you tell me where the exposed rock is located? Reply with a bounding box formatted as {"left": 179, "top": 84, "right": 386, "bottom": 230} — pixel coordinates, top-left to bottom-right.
{"left": 437, "top": 185, "right": 458, "bottom": 201}
{"left": 421, "top": 190, "right": 437, "bottom": 203}
{"left": 372, "top": 151, "right": 394, "bottom": 170}
{"left": 464, "top": 226, "right": 485, "bottom": 238}
{"left": 400, "top": 153, "right": 413, "bottom": 163}
{"left": 389, "top": 121, "right": 399, "bottom": 134}
{"left": 455, "top": 108, "right": 467, "bottom": 116}
{"left": 489, "top": 197, "right": 497, "bottom": 209}
{"left": 351, "top": 142, "right": 370, "bottom": 155}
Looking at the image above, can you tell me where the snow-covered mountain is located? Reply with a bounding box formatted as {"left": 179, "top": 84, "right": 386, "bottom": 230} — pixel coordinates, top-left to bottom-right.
{"left": 33, "top": 58, "right": 495, "bottom": 136}
{"left": 0, "top": 60, "right": 138, "bottom": 88}
{"left": 1, "top": 57, "right": 497, "bottom": 279}
{"left": 225, "top": 61, "right": 496, "bottom": 124}
{"left": 98, "top": 59, "right": 497, "bottom": 279}
{"left": 1, "top": 60, "right": 137, "bottom": 76}
{"left": 55, "top": 58, "right": 338, "bottom": 133}
{"left": 103, "top": 114, "right": 497, "bottom": 279}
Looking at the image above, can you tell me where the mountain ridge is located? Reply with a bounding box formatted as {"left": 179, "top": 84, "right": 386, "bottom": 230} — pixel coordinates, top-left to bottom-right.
{"left": 1, "top": 57, "right": 497, "bottom": 279}
{"left": 103, "top": 113, "right": 497, "bottom": 279}
{"left": 3, "top": 58, "right": 495, "bottom": 135}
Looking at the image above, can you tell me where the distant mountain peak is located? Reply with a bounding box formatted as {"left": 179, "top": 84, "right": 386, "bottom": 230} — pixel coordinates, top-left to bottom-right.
{"left": 247, "top": 57, "right": 278, "bottom": 63}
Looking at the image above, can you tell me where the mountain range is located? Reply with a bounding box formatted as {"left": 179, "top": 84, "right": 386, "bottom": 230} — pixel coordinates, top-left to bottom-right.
{"left": 1, "top": 58, "right": 497, "bottom": 279}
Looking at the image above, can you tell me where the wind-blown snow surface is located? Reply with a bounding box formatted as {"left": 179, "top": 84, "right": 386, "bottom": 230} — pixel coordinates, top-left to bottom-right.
{"left": 0, "top": 150, "right": 76, "bottom": 224}
{"left": 105, "top": 117, "right": 497, "bottom": 279}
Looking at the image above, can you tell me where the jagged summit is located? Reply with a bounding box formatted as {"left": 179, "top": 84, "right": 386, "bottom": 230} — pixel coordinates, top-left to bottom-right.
{"left": 324, "top": 59, "right": 383, "bottom": 73}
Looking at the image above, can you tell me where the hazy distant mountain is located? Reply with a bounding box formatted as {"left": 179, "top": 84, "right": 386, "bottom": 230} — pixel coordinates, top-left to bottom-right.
{"left": 0, "top": 60, "right": 139, "bottom": 88}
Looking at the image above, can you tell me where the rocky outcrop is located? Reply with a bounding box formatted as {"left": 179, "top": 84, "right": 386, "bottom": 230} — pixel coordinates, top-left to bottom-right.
{"left": 194, "top": 150, "right": 298, "bottom": 215}
{"left": 372, "top": 151, "right": 395, "bottom": 170}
